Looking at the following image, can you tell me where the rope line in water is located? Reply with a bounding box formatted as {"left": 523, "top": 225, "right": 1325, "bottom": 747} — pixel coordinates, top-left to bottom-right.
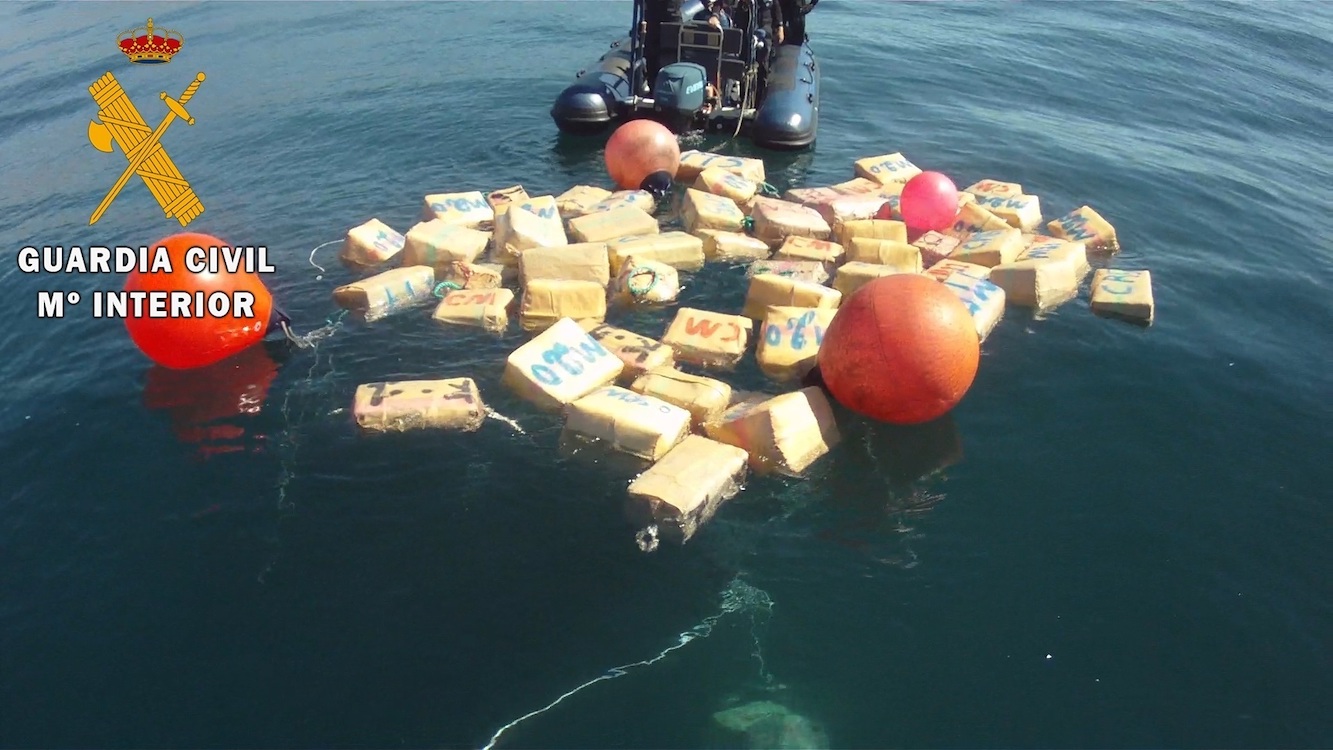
{"left": 307, "top": 239, "right": 341, "bottom": 278}
{"left": 478, "top": 576, "right": 774, "bottom": 750}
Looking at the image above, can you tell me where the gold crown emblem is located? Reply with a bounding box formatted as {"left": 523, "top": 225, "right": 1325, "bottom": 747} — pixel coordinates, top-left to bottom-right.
{"left": 117, "top": 18, "right": 184, "bottom": 64}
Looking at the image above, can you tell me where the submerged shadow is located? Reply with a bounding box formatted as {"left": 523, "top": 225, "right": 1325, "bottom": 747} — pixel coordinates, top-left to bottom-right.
{"left": 800, "top": 367, "right": 966, "bottom": 562}
{"left": 141, "top": 342, "right": 289, "bottom": 461}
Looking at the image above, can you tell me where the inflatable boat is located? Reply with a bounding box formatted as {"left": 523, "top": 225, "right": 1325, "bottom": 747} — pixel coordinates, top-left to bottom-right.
{"left": 551, "top": 0, "right": 820, "bottom": 150}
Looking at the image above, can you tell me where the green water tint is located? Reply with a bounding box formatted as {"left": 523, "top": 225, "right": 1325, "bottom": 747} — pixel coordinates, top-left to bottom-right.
{"left": 713, "top": 701, "right": 830, "bottom": 749}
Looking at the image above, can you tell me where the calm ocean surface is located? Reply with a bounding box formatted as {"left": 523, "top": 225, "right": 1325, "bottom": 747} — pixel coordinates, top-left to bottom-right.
{"left": 1, "top": 1, "right": 1330, "bottom": 747}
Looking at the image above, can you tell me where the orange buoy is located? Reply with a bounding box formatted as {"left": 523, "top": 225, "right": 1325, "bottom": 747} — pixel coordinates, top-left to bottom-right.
{"left": 818, "top": 274, "right": 980, "bottom": 424}
{"left": 124, "top": 232, "right": 275, "bottom": 370}
{"left": 604, "top": 119, "right": 681, "bottom": 191}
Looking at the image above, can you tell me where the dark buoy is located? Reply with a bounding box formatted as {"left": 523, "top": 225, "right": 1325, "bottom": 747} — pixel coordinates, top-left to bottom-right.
{"left": 639, "top": 170, "right": 674, "bottom": 201}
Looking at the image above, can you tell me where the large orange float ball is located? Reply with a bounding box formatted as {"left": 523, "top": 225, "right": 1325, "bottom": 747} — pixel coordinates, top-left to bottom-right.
{"left": 604, "top": 119, "right": 680, "bottom": 190}
{"left": 124, "top": 232, "right": 274, "bottom": 370}
{"left": 818, "top": 274, "right": 980, "bottom": 425}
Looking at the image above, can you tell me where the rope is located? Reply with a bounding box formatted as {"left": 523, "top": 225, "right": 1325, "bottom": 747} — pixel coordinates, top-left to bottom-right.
{"left": 306, "top": 239, "right": 340, "bottom": 279}
{"left": 625, "top": 266, "right": 660, "bottom": 299}
{"left": 279, "top": 309, "right": 347, "bottom": 349}
{"left": 478, "top": 575, "right": 774, "bottom": 750}
{"left": 758, "top": 181, "right": 781, "bottom": 197}
{"left": 742, "top": 215, "right": 755, "bottom": 231}
{"left": 433, "top": 280, "right": 462, "bottom": 298}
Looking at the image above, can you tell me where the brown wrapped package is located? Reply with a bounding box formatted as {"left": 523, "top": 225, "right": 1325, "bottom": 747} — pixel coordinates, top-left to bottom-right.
{"left": 625, "top": 435, "right": 750, "bottom": 545}
{"left": 353, "top": 377, "right": 485, "bottom": 433}
{"left": 629, "top": 367, "right": 732, "bottom": 430}
{"left": 705, "top": 386, "right": 841, "bottom": 477}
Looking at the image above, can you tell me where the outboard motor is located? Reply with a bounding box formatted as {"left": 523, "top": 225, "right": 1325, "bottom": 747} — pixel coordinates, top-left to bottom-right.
{"left": 652, "top": 62, "right": 708, "bottom": 131}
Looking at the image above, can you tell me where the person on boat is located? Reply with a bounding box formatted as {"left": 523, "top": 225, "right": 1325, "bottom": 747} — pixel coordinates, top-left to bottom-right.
{"left": 733, "top": 0, "right": 784, "bottom": 46}
{"left": 704, "top": 0, "right": 733, "bottom": 28}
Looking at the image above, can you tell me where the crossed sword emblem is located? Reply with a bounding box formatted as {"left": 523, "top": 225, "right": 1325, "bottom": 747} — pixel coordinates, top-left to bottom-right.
{"left": 87, "top": 71, "right": 206, "bottom": 226}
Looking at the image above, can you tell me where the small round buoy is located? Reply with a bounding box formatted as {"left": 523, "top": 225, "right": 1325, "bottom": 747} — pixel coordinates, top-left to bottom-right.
{"left": 124, "top": 232, "right": 275, "bottom": 370}
{"left": 898, "top": 171, "right": 960, "bottom": 232}
{"left": 818, "top": 274, "right": 979, "bottom": 424}
{"left": 605, "top": 120, "right": 680, "bottom": 191}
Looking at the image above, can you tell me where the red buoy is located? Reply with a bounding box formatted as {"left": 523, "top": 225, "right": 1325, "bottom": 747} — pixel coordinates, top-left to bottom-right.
{"left": 898, "top": 171, "right": 960, "bottom": 232}
{"left": 818, "top": 274, "right": 980, "bottom": 424}
{"left": 604, "top": 119, "right": 681, "bottom": 190}
{"left": 124, "top": 232, "right": 274, "bottom": 370}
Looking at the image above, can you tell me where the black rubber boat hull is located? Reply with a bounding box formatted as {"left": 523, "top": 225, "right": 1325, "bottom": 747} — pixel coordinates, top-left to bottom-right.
{"left": 752, "top": 42, "right": 819, "bottom": 150}
{"left": 550, "top": 41, "right": 635, "bottom": 134}
{"left": 551, "top": 36, "right": 820, "bottom": 151}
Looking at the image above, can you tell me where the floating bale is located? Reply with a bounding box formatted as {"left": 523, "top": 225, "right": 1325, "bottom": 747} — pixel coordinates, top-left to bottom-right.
{"left": 681, "top": 188, "right": 746, "bottom": 233}
{"left": 997, "top": 236, "right": 1091, "bottom": 307}
{"left": 912, "top": 230, "right": 961, "bottom": 267}
{"left": 661, "top": 307, "right": 753, "bottom": 368}
{"left": 927, "top": 264, "right": 1005, "bottom": 342}
{"left": 924, "top": 258, "right": 993, "bottom": 282}
{"left": 567, "top": 206, "right": 659, "bottom": 244}
{"left": 581, "top": 321, "right": 676, "bottom": 383}
{"left": 945, "top": 202, "right": 1012, "bottom": 239}
{"left": 964, "top": 179, "right": 1024, "bottom": 199}
{"left": 589, "top": 189, "right": 657, "bottom": 215}
{"left": 833, "top": 261, "right": 900, "bottom": 297}
{"left": 831, "top": 177, "right": 897, "bottom": 197}
{"left": 757, "top": 306, "right": 837, "bottom": 380}
{"left": 845, "top": 238, "right": 921, "bottom": 271}
{"left": 696, "top": 229, "right": 772, "bottom": 263}
{"left": 988, "top": 251, "right": 1082, "bottom": 308}
{"left": 1048, "top": 205, "right": 1118, "bottom": 249}
{"left": 676, "top": 150, "right": 766, "bottom": 183}
{"left": 556, "top": 185, "right": 613, "bottom": 220}
{"left": 611, "top": 258, "right": 680, "bottom": 304}
{"left": 853, "top": 152, "right": 922, "bottom": 186}
{"left": 773, "top": 235, "right": 845, "bottom": 269}
{"left": 432, "top": 287, "right": 514, "bottom": 333}
{"left": 629, "top": 367, "right": 732, "bottom": 429}
{"left": 341, "top": 218, "right": 404, "bottom": 267}
{"left": 421, "top": 190, "right": 494, "bottom": 228}
{"left": 694, "top": 167, "right": 758, "bottom": 203}
{"left": 440, "top": 260, "right": 504, "bottom": 290}
{"left": 953, "top": 228, "right": 1025, "bottom": 267}
{"left": 332, "top": 265, "right": 435, "bottom": 321}
{"left": 972, "top": 193, "right": 1043, "bottom": 232}
{"left": 836, "top": 218, "right": 907, "bottom": 248}
{"left": 502, "top": 317, "right": 624, "bottom": 411}
{"left": 519, "top": 278, "right": 607, "bottom": 332}
{"left": 784, "top": 186, "right": 887, "bottom": 232}
{"left": 706, "top": 387, "right": 840, "bottom": 477}
{"left": 607, "top": 231, "right": 705, "bottom": 275}
{"left": 783, "top": 186, "right": 843, "bottom": 206}
{"left": 625, "top": 435, "right": 749, "bottom": 545}
{"left": 1022, "top": 236, "right": 1090, "bottom": 280}
{"left": 718, "top": 389, "right": 773, "bottom": 415}
{"left": 562, "top": 385, "right": 692, "bottom": 462}
{"left": 401, "top": 219, "right": 490, "bottom": 269}
{"left": 486, "top": 185, "right": 529, "bottom": 215}
{"left": 742, "top": 273, "right": 842, "bottom": 320}
{"left": 750, "top": 197, "right": 833, "bottom": 246}
{"left": 493, "top": 195, "right": 566, "bottom": 266}
{"left": 747, "top": 259, "right": 830, "bottom": 285}
{"left": 353, "top": 377, "right": 486, "bottom": 433}
{"left": 518, "top": 242, "right": 611, "bottom": 287}
{"left": 1090, "top": 269, "right": 1154, "bottom": 325}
